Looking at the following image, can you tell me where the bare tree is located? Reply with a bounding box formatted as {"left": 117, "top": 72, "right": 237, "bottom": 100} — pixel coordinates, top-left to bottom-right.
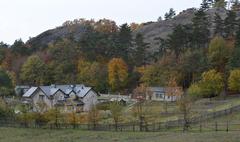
{"left": 109, "top": 101, "right": 124, "bottom": 131}
{"left": 164, "top": 76, "right": 183, "bottom": 113}
{"left": 177, "top": 95, "right": 193, "bottom": 131}
{"left": 87, "top": 105, "right": 100, "bottom": 130}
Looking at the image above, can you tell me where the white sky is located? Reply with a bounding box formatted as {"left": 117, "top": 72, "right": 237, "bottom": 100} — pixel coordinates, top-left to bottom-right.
{"left": 0, "top": 0, "right": 202, "bottom": 44}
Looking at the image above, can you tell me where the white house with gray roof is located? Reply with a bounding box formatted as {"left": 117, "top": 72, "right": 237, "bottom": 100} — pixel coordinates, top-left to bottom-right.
{"left": 22, "top": 84, "right": 99, "bottom": 112}
{"left": 147, "top": 87, "right": 182, "bottom": 102}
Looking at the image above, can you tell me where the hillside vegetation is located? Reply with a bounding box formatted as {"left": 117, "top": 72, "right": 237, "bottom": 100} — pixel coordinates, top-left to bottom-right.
{"left": 0, "top": 0, "right": 239, "bottom": 97}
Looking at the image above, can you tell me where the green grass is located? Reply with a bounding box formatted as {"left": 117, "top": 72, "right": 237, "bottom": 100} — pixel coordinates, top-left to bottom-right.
{"left": 0, "top": 127, "right": 240, "bottom": 142}
{"left": 118, "top": 96, "right": 240, "bottom": 123}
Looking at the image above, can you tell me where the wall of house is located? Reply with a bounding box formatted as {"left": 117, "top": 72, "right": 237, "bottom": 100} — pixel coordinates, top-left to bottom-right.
{"left": 150, "top": 92, "right": 178, "bottom": 102}
{"left": 31, "top": 89, "right": 52, "bottom": 111}
{"left": 52, "top": 91, "right": 65, "bottom": 106}
{"left": 82, "top": 90, "right": 98, "bottom": 111}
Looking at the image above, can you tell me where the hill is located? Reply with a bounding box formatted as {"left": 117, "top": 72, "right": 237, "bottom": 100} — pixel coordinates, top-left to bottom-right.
{"left": 27, "top": 8, "right": 233, "bottom": 52}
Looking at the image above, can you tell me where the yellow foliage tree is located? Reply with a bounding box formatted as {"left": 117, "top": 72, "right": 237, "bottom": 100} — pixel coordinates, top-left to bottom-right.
{"left": 108, "top": 58, "right": 128, "bottom": 92}
{"left": 228, "top": 69, "right": 240, "bottom": 92}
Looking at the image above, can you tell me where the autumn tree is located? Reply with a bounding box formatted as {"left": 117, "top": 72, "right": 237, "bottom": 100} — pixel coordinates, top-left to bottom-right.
{"left": 20, "top": 55, "right": 48, "bottom": 85}
{"left": 87, "top": 105, "right": 100, "bottom": 129}
{"left": 108, "top": 58, "right": 128, "bottom": 92}
{"left": 18, "top": 104, "right": 33, "bottom": 127}
{"left": 139, "top": 56, "right": 176, "bottom": 87}
{"left": 228, "top": 69, "right": 240, "bottom": 92}
{"left": 208, "top": 36, "right": 231, "bottom": 97}
{"left": 109, "top": 101, "right": 124, "bottom": 131}
{"left": 94, "top": 19, "right": 118, "bottom": 33}
{"left": 187, "top": 83, "right": 202, "bottom": 99}
{"left": 67, "top": 111, "right": 78, "bottom": 128}
{"left": 130, "top": 23, "right": 142, "bottom": 31}
{"left": 177, "top": 95, "right": 194, "bottom": 131}
{"left": 77, "top": 60, "right": 108, "bottom": 92}
{"left": 44, "top": 107, "right": 62, "bottom": 128}
{"left": 133, "top": 84, "right": 153, "bottom": 100}
{"left": 131, "top": 94, "right": 150, "bottom": 131}
{"left": 199, "top": 70, "right": 224, "bottom": 98}
{"left": 164, "top": 76, "right": 183, "bottom": 113}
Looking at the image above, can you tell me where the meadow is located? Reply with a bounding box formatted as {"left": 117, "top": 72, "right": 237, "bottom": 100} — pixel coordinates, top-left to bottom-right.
{"left": 0, "top": 127, "right": 240, "bottom": 142}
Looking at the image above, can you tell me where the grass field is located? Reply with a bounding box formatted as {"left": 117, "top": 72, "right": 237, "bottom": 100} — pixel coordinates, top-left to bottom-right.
{"left": 113, "top": 96, "right": 240, "bottom": 123}
{"left": 3, "top": 102, "right": 240, "bottom": 142}
{"left": 0, "top": 127, "right": 240, "bottom": 142}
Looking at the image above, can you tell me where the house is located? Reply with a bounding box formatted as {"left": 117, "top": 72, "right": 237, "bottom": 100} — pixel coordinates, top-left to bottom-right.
{"left": 22, "top": 84, "right": 99, "bottom": 112}
{"left": 146, "top": 87, "right": 182, "bottom": 102}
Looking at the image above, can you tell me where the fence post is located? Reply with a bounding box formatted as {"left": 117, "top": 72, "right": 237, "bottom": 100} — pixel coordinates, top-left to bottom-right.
{"left": 226, "top": 121, "right": 229, "bottom": 132}
{"left": 215, "top": 122, "right": 218, "bottom": 132}
{"left": 132, "top": 123, "right": 135, "bottom": 132}
{"left": 158, "top": 122, "right": 161, "bottom": 131}
{"left": 108, "top": 124, "right": 111, "bottom": 131}
{"left": 200, "top": 123, "right": 202, "bottom": 132}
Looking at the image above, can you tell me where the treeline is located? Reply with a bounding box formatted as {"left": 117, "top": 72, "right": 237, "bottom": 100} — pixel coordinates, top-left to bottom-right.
{"left": 0, "top": 0, "right": 240, "bottom": 96}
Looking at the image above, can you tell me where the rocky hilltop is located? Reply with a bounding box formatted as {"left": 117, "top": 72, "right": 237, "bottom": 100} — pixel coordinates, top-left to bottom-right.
{"left": 135, "top": 8, "right": 231, "bottom": 50}
{"left": 27, "top": 8, "right": 237, "bottom": 51}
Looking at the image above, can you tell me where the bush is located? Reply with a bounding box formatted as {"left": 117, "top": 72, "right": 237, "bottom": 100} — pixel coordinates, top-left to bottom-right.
{"left": 0, "top": 98, "right": 14, "bottom": 118}
{"left": 228, "top": 69, "right": 240, "bottom": 92}
{"left": 187, "top": 83, "right": 202, "bottom": 99}
{"left": 199, "top": 70, "right": 224, "bottom": 98}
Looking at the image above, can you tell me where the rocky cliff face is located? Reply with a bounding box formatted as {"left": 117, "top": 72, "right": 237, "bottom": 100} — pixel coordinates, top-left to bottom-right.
{"left": 27, "top": 24, "right": 89, "bottom": 49}
{"left": 27, "top": 8, "right": 238, "bottom": 51}
{"left": 134, "top": 8, "right": 231, "bottom": 51}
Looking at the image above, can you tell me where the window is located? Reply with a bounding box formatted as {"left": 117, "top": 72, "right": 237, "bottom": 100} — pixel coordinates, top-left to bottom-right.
{"left": 156, "top": 93, "right": 163, "bottom": 99}
{"left": 39, "top": 95, "right": 44, "bottom": 102}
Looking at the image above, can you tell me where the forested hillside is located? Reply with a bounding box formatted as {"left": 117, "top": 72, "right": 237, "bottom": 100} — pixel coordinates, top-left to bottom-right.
{"left": 0, "top": 0, "right": 240, "bottom": 97}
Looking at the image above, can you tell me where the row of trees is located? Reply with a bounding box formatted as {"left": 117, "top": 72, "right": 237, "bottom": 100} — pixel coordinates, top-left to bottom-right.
{"left": 0, "top": 0, "right": 239, "bottom": 96}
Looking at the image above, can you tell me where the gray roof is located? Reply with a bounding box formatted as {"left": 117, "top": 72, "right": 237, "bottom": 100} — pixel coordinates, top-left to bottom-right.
{"left": 39, "top": 86, "right": 60, "bottom": 97}
{"left": 22, "top": 84, "right": 93, "bottom": 98}
{"left": 22, "top": 87, "right": 38, "bottom": 97}
{"left": 55, "top": 84, "right": 92, "bottom": 98}
{"left": 149, "top": 87, "right": 165, "bottom": 93}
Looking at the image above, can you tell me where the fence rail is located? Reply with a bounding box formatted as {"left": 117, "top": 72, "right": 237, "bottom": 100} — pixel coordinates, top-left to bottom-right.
{"left": 1, "top": 104, "right": 240, "bottom": 132}
{"left": 1, "top": 119, "right": 240, "bottom": 132}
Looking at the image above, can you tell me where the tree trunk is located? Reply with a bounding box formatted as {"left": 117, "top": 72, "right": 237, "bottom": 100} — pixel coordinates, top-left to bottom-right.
{"left": 222, "top": 69, "right": 228, "bottom": 99}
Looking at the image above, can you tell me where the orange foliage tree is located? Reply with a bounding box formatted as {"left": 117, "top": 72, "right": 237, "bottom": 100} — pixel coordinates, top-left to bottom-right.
{"left": 108, "top": 58, "right": 128, "bottom": 92}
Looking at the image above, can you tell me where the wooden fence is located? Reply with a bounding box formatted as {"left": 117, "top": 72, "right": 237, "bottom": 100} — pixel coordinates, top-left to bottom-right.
{"left": 0, "top": 104, "right": 240, "bottom": 132}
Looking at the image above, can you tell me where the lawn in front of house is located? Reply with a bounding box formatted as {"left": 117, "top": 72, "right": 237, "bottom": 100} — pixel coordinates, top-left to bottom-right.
{"left": 99, "top": 96, "right": 240, "bottom": 124}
